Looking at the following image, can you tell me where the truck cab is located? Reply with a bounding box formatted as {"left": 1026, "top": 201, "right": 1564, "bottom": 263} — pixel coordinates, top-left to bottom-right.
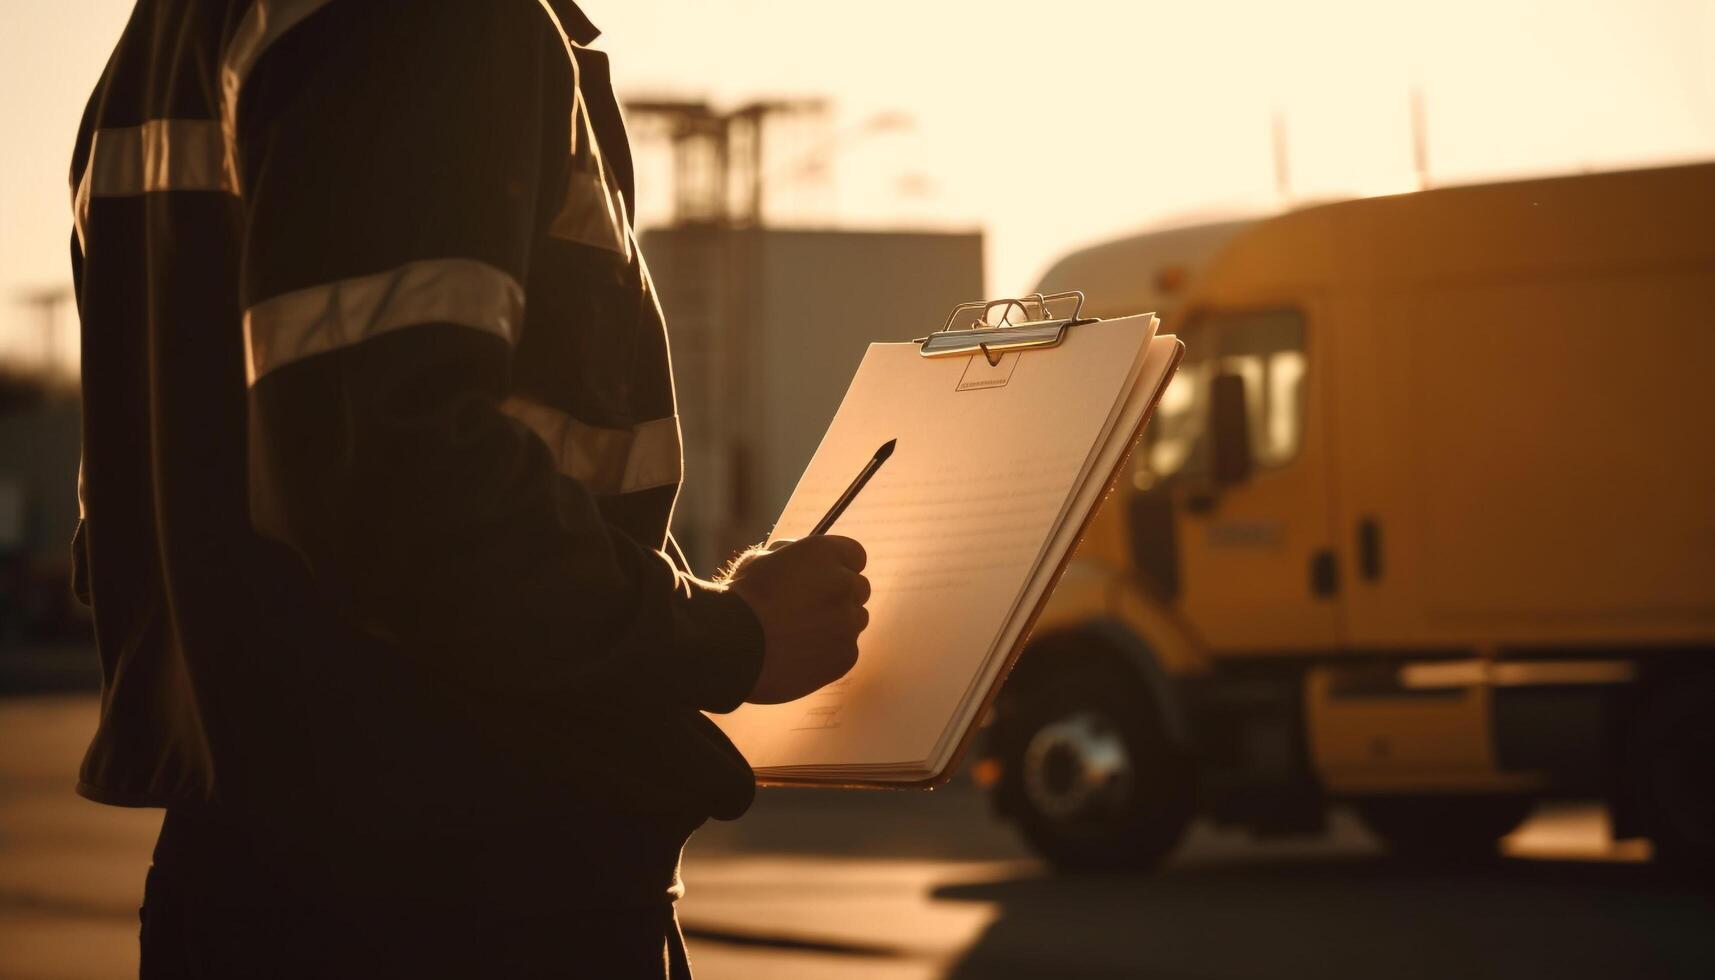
{"left": 979, "top": 162, "right": 1715, "bottom": 870}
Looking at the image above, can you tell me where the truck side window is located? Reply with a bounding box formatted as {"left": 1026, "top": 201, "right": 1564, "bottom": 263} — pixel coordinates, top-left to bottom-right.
{"left": 1140, "top": 308, "right": 1307, "bottom": 485}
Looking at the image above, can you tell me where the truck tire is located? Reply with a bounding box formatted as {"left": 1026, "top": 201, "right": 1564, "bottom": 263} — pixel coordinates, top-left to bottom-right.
{"left": 1353, "top": 795, "right": 1534, "bottom": 860}
{"left": 996, "top": 647, "right": 1194, "bottom": 873}
{"left": 1631, "top": 675, "right": 1715, "bottom": 872}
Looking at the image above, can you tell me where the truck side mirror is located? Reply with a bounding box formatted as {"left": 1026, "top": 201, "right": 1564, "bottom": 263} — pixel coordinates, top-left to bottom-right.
{"left": 1128, "top": 489, "right": 1180, "bottom": 600}
{"left": 1209, "top": 372, "right": 1253, "bottom": 486}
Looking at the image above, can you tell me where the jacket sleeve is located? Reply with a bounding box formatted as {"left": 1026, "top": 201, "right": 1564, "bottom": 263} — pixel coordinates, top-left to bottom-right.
{"left": 69, "top": 230, "right": 91, "bottom": 609}
{"left": 233, "top": 1, "right": 762, "bottom": 713}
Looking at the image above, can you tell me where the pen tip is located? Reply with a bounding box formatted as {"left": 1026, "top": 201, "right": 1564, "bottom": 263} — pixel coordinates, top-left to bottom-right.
{"left": 877, "top": 438, "right": 897, "bottom": 460}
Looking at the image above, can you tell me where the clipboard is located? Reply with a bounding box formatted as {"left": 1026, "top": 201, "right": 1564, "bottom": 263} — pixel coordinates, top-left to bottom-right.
{"left": 917, "top": 289, "right": 1099, "bottom": 361}
{"left": 712, "top": 291, "right": 1186, "bottom": 789}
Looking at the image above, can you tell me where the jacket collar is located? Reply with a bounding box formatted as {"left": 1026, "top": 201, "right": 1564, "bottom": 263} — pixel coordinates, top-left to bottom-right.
{"left": 546, "top": 0, "right": 601, "bottom": 45}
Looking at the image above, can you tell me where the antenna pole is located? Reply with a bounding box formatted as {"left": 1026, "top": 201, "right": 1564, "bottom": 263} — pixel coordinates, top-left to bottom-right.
{"left": 1410, "top": 86, "right": 1430, "bottom": 190}
{"left": 1271, "top": 108, "right": 1291, "bottom": 200}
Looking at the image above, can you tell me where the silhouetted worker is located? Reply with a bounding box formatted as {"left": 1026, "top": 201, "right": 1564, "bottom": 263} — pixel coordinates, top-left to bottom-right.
{"left": 68, "top": 1, "right": 869, "bottom": 976}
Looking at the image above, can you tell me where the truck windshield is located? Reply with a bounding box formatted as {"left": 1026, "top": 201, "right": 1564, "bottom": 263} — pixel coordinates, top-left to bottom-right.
{"left": 1141, "top": 307, "right": 1307, "bottom": 485}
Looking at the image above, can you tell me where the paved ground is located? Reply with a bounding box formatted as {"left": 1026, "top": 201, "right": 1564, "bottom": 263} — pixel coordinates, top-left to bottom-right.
{"left": 3, "top": 692, "right": 1713, "bottom": 979}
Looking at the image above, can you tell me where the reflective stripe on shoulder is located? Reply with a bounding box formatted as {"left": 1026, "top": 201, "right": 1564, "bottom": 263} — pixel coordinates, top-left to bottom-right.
{"left": 502, "top": 398, "right": 683, "bottom": 495}
{"left": 550, "top": 166, "right": 634, "bottom": 259}
{"left": 73, "top": 119, "right": 234, "bottom": 247}
{"left": 546, "top": 52, "right": 630, "bottom": 258}
{"left": 244, "top": 258, "right": 524, "bottom": 384}
{"left": 221, "top": 0, "right": 340, "bottom": 195}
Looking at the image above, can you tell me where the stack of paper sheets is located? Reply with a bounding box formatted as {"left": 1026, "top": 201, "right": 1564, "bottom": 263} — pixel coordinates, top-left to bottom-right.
{"left": 711, "top": 314, "right": 1182, "bottom": 786}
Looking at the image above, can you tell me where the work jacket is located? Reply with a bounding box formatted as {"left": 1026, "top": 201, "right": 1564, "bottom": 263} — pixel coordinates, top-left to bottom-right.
{"left": 69, "top": 0, "right": 763, "bottom": 907}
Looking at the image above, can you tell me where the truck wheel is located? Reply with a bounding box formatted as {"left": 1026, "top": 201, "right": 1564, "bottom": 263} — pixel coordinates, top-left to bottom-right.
{"left": 998, "top": 651, "right": 1194, "bottom": 873}
{"left": 1632, "top": 675, "right": 1715, "bottom": 871}
{"left": 1353, "top": 795, "right": 1533, "bottom": 860}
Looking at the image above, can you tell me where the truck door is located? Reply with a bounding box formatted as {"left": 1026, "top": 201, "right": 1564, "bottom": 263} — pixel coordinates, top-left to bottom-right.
{"left": 1150, "top": 305, "right": 1340, "bottom": 652}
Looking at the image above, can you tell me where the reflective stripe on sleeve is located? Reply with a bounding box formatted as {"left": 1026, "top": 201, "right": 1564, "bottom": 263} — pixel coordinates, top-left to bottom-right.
{"left": 502, "top": 397, "right": 683, "bottom": 495}
{"left": 243, "top": 258, "right": 524, "bottom": 384}
{"left": 73, "top": 119, "right": 234, "bottom": 247}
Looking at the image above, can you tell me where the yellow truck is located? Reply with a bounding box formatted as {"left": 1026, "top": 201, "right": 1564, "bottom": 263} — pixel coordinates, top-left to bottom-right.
{"left": 977, "top": 162, "right": 1715, "bottom": 870}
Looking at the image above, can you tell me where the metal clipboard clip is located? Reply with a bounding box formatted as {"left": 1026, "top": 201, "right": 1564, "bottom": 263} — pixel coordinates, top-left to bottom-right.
{"left": 916, "top": 291, "right": 1100, "bottom": 365}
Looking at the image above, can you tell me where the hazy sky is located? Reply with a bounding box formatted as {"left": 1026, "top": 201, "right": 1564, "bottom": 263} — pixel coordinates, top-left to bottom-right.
{"left": 3, "top": 0, "right": 1712, "bottom": 367}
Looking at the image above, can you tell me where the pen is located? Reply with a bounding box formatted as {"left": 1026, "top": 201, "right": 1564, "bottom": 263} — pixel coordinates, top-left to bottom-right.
{"left": 809, "top": 438, "right": 896, "bottom": 536}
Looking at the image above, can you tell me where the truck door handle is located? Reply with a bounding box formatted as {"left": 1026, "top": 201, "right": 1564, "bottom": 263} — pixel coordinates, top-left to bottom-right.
{"left": 1310, "top": 549, "right": 1338, "bottom": 597}
{"left": 1358, "top": 518, "right": 1383, "bottom": 581}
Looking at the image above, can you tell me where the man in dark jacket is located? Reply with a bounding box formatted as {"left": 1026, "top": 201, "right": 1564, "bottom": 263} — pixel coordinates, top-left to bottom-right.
{"left": 69, "top": 1, "right": 869, "bottom": 975}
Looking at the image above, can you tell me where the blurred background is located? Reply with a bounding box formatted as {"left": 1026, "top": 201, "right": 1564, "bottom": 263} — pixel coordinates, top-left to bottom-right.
{"left": 2, "top": 0, "right": 1713, "bottom": 977}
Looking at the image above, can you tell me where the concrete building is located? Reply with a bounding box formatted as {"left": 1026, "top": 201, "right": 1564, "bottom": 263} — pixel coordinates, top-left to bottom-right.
{"left": 642, "top": 226, "right": 984, "bottom": 571}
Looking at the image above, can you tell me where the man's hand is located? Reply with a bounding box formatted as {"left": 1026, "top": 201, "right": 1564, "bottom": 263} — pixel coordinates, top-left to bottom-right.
{"left": 723, "top": 536, "right": 870, "bottom": 704}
